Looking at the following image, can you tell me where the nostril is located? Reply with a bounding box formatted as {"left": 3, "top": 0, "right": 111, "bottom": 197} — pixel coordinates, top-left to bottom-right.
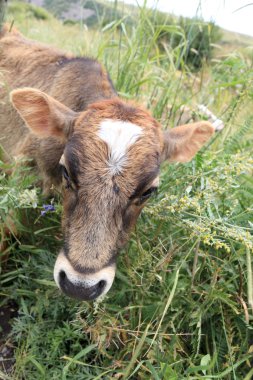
{"left": 97, "top": 280, "right": 106, "bottom": 290}
{"left": 59, "top": 270, "right": 66, "bottom": 281}
{"left": 56, "top": 267, "right": 110, "bottom": 300}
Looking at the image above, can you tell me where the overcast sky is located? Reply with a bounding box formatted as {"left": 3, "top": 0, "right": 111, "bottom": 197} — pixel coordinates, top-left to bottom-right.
{"left": 110, "top": 1, "right": 253, "bottom": 36}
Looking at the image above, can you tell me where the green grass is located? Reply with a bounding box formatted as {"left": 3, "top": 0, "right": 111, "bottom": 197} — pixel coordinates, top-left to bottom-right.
{"left": 1, "top": 1, "right": 253, "bottom": 379}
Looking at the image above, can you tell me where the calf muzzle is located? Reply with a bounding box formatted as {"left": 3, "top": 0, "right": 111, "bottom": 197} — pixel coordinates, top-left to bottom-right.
{"left": 58, "top": 269, "right": 106, "bottom": 300}
{"left": 54, "top": 251, "right": 116, "bottom": 301}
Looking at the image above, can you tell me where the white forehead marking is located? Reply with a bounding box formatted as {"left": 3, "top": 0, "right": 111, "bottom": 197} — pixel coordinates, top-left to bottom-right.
{"left": 98, "top": 119, "right": 143, "bottom": 175}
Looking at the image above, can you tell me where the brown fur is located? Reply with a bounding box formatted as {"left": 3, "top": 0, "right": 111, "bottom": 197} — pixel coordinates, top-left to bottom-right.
{"left": 0, "top": 25, "right": 214, "bottom": 295}
{"left": 0, "top": 24, "right": 116, "bottom": 156}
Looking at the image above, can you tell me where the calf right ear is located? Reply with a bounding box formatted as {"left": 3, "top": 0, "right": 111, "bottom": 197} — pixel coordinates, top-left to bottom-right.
{"left": 161, "top": 121, "right": 215, "bottom": 163}
{"left": 10, "top": 88, "right": 78, "bottom": 140}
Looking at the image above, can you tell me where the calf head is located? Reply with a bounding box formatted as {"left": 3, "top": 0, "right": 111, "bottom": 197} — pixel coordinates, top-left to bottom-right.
{"left": 11, "top": 88, "right": 215, "bottom": 300}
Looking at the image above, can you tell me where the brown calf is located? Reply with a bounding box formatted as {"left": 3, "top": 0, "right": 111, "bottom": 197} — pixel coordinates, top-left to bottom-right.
{"left": 0, "top": 25, "right": 215, "bottom": 300}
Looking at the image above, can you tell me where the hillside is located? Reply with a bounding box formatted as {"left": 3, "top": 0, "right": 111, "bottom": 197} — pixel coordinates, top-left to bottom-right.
{"left": 25, "top": 0, "right": 123, "bottom": 25}
{"left": 217, "top": 27, "right": 253, "bottom": 56}
{"left": 20, "top": 0, "right": 253, "bottom": 56}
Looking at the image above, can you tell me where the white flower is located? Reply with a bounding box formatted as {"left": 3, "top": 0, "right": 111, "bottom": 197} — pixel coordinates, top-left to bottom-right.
{"left": 18, "top": 189, "right": 38, "bottom": 208}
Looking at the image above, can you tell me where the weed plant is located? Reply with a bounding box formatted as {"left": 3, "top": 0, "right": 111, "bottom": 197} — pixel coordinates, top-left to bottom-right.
{"left": 1, "top": 1, "right": 253, "bottom": 379}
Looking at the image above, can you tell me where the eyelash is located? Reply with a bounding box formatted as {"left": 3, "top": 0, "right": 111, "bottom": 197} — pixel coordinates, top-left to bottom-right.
{"left": 61, "top": 166, "right": 71, "bottom": 189}
{"left": 139, "top": 187, "right": 157, "bottom": 202}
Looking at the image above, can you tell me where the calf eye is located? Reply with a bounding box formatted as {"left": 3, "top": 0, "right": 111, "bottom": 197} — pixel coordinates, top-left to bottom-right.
{"left": 62, "top": 166, "right": 69, "bottom": 181}
{"left": 140, "top": 187, "right": 157, "bottom": 202}
{"left": 61, "top": 165, "right": 71, "bottom": 188}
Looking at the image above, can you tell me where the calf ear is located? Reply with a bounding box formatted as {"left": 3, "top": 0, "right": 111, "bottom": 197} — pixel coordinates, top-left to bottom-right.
{"left": 10, "top": 88, "right": 78, "bottom": 139}
{"left": 161, "top": 121, "right": 215, "bottom": 163}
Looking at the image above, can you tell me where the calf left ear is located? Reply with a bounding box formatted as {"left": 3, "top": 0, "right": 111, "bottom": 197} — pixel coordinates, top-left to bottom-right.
{"left": 10, "top": 88, "right": 78, "bottom": 140}
{"left": 161, "top": 121, "right": 215, "bottom": 162}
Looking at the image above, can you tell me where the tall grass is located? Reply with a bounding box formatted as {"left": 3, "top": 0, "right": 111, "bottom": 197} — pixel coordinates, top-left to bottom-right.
{"left": 1, "top": 1, "right": 253, "bottom": 379}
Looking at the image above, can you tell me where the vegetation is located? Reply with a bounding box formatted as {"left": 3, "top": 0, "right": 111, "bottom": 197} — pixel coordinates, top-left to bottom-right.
{"left": 34, "top": 0, "right": 123, "bottom": 27}
{"left": 19, "top": 0, "right": 221, "bottom": 68}
{"left": 0, "top": 0, "right": 8, "bottom": 29}
{"left": 1, "top": 1, "right": 253, "bottom": 379}
{"left": 7, "top": 1, "right": 51, "bottom": 21}
{"left": 146, "top": 11, "right": 222, "bottom": 69}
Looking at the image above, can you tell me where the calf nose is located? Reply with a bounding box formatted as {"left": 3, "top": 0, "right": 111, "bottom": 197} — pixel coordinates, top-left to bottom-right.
{"left": 54, "top": 251, "right": 116, "bottom": 301}
{"left": 58, "top": 270, "right": 106, "bottom": 300}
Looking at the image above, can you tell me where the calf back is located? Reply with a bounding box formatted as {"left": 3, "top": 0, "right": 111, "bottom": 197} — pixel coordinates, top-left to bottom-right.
{"left": 0, "top": 25, "right": 116, "bottom": 156}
